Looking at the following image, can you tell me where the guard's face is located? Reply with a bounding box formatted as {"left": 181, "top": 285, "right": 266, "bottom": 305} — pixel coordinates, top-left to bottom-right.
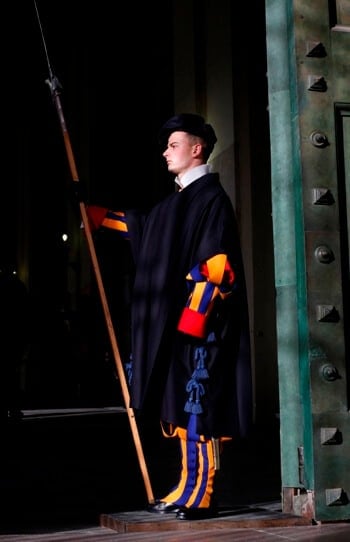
{"left": 162, "top": 131, "right": 202, "bottom": 177}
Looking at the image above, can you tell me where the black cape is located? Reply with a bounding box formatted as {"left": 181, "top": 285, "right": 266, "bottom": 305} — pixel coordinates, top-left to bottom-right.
{"left": 125, "top": 173, "right": 252, "bottom": 439}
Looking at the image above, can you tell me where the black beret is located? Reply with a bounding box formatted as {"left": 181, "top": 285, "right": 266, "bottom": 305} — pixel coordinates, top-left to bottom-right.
{"left": 158, "top": 113, "right": 217, "bottom": 154}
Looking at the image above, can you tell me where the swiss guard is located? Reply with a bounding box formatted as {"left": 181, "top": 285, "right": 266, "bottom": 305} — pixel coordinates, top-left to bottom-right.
{"left": 86, "top": 113, "right": 253, "bottom": 520}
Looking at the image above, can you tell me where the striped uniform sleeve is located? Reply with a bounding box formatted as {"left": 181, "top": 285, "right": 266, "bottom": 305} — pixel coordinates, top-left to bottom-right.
{"left": 101, "top": 211, "right": 129, "bottom": 240}
{"left": 85, "top": 205, "right": 129, "bottom": 240}
{"left": 177, "top": 253, "right": 235, "bottom": 339}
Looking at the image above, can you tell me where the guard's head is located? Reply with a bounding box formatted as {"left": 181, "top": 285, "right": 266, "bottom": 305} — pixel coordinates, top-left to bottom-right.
{"left": 158, "top": 113, "right": 217, "bottom": 160}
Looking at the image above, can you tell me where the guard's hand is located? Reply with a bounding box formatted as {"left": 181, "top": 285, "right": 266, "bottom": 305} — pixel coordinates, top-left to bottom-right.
{"left": 85, "top": 205, "right": 108, "bottom": 231}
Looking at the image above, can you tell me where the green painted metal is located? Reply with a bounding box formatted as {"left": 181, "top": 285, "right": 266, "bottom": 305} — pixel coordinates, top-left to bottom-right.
{"left": 266, "top": 0, "right": 350, "bottom": 522}
{"left": 265, "top": 0, "right": 310, "bottom": 490}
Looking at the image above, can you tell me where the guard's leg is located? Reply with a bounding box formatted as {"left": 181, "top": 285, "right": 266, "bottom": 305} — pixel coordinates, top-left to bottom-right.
{"left": 162, "top": 429, "right": 216, "bottom": 508}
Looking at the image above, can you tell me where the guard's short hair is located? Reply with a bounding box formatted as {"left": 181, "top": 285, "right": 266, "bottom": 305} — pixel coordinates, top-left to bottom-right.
{"left": 159, "top": 113, "right": 217, "bottom": 156}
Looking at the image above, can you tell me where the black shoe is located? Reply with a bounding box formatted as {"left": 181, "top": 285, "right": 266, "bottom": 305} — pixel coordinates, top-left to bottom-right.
{"left": 176, "top": 505, "right": 218, "bottom": 521}
{"left": 147, "top": 500, "right": 181, "bottom": 514}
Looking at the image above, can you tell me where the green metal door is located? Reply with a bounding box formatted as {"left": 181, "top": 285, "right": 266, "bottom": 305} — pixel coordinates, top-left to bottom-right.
{"left": 266, "top": 0, "right": 350, "bottom": 521}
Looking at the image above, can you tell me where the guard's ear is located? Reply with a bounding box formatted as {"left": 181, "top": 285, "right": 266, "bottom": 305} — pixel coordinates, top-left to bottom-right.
{"left": 192, "top": 141, "right": 204, "bottom": 157}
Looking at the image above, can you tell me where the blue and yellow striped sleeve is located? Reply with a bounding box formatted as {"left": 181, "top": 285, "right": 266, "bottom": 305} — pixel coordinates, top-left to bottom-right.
{"left": 101, "top": 211, "right": 129, "bottom": 240}
{"left": 177, "top": 253, "right": 235, "bottom": 338}
{"left": 86, "top": 205, "right": 130, "bottom": 240}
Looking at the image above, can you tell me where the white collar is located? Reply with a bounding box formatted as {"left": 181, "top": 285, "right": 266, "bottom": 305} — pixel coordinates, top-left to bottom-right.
{"left": 175, "top": 164, "right": 211, "bottom": 190}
